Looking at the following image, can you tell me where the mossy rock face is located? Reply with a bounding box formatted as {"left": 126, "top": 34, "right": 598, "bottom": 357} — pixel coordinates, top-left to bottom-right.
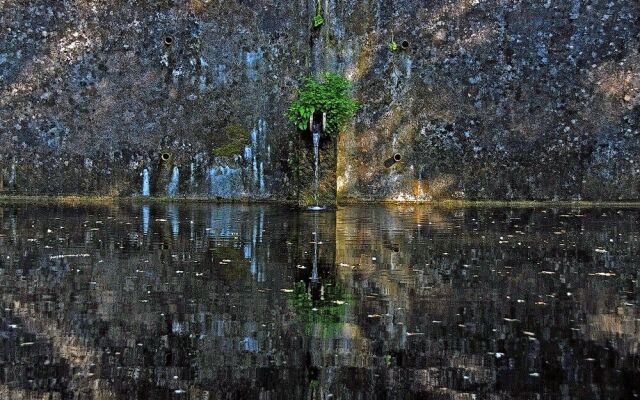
{"left": 212, "top": 143, "right": 244, "bottom": 158}
{"left": 211, "top": 124, "right": 250, "bottom": 158}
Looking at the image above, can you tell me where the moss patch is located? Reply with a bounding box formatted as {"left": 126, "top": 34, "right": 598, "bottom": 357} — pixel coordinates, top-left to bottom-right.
{"left": 212, "top": 123, "right": 250, "bottom": 158}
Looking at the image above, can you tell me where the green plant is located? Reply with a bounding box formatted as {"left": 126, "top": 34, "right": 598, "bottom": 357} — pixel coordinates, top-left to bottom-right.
{"left": 313, "top": 0, "right": 324, "bottom": 28}
{"left": 389, "top": 32, "right": 398, "bottom": 51}
{"left": 313, "top": 14, "right": 325, "bottom": 27}
{"left": 286, "top": 72, "right": 359, "bottom": 136}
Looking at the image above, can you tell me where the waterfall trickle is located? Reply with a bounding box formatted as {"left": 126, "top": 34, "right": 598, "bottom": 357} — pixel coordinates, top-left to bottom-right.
{"left": 308, "top": 129, "right": 324, "bottom": 211}
{"left": 189, "top": 163, "right": 195, "bottom": 189}
{"left": 249, "top": 119, "right": 267, "bottom": 195}
{"left": 167, "top": 166, "right": 179, "bottom": 196}
{"left": 142, "top": 168, "right": 150, "bottom": 197}
{"left": 8, "top": 160, "right": 16, "bottom": 188}
{"left": 209, "top": 165, "right": 243, "bottom": 198}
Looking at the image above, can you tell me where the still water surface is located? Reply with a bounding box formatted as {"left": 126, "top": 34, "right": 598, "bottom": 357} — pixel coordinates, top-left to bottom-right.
{"left": 0, "top": 204, "right": 638, "bottom": 399}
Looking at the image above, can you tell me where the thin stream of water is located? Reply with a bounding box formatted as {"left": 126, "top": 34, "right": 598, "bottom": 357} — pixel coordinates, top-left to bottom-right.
{"left": 312, "top": 129, "right": 320, "bottom": 207}
{"left": 142, "top": 168, "right": 150, "bottom": 197}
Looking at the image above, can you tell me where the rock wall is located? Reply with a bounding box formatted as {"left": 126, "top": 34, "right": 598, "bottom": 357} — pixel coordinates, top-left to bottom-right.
{"left": 1, "top": 0, "right": 311, "bottom": 198}
{"left": 1, "top": 0, "right": 639, "bottom": 201}
{"left": 335, "top": 0, "right": 640, "bottom": 201}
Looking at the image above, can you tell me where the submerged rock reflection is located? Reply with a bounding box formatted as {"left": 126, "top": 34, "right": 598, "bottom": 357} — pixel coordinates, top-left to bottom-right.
{"left": 0, "top": 204, "right": 638, "bottom": 399}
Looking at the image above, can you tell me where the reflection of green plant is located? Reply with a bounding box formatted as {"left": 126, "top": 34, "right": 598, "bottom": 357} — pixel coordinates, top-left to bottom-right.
{"left": 212, "top": 123, "right": 250, "bottom": 158}
{"left": 286, "top": 72, "right": 359, "bottom": 136}
{"left": 288, "top": 281, "right": 351, "bottom": 337}
{"left": 384, "top": 354, "right": 392, "bottom": 367}
{"left": 313, "top": 0, "right": 324, "bottom": 28}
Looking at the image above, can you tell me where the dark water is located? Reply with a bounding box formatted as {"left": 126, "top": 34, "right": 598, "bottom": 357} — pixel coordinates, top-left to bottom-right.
{"left": 0, "top": 204, "right": 639, "bottom": 399}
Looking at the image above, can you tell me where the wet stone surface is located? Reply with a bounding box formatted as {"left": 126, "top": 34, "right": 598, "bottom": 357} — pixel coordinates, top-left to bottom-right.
{"left": 0, "top": 204, "right": 639, "bottom": 399}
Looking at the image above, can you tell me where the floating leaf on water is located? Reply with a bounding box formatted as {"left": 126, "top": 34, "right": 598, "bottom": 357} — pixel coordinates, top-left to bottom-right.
{"left": 49, "top": 254, "right": 90, "bottom": 259}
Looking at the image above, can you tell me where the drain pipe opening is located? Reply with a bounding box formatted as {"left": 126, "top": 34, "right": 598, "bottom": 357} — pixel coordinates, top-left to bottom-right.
{"left": 161, "top": 152, "right": 171, "bottom": 161}
{"left": 384, "top": 153, "right": 403, "bottom": 168}
{"left": 401, "top": 40, "right": 410, "bottom": 50}
{"left": 164, "top": 36, "right": 174, "bottom": 46}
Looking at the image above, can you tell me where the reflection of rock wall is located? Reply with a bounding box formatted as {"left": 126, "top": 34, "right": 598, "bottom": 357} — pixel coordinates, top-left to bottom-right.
{"left": 334, "top": 206, "right": 640, "bottom": 397}
{"left": 1, "top": 1, "right": 639, "bottom": 201}
{"left": 0, "top": 204, "right": 302, "bottom": 398}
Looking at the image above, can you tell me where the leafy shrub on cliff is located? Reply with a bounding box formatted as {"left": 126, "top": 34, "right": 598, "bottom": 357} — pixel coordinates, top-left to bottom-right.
{"left": 286, "top": 72, "right": 358, "bottom": 136}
